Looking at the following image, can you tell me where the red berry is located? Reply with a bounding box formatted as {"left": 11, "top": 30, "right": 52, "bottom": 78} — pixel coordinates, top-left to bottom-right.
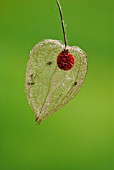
{"left": 57, "top": 50, "right": 74, "bottom": 70}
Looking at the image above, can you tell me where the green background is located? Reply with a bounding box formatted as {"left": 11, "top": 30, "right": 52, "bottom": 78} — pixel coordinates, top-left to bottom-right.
{"left": 0, "top": 0, "right": 114, "bottom": 169}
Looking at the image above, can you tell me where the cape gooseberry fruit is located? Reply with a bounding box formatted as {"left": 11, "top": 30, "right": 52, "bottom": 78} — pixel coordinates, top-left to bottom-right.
{"left": 57, "top": 50, "right": 74, "bottom": 71}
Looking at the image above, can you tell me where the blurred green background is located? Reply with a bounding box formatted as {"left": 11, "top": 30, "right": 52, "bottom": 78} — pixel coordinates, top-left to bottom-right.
{"left": 0, "top": 0, "right": 114, "bottom": 170}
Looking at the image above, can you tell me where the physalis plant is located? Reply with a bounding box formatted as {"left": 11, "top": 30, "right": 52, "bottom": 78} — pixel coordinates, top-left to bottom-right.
{"left": 25, "top": 0, "right": 87, "bottom": 124}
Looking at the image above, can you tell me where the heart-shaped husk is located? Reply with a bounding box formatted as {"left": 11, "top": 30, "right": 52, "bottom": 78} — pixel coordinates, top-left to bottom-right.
{"left": 25, "top": 39, "right": 87, "bottom": 124}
